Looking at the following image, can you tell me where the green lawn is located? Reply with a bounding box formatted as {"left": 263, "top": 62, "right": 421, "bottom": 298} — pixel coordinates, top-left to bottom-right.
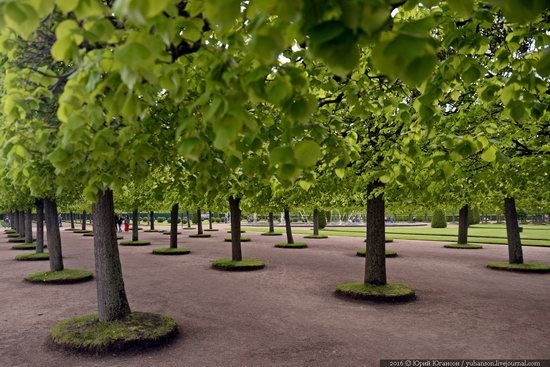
{"left": 242, "top": 225, "right": 550, "bottom": 248}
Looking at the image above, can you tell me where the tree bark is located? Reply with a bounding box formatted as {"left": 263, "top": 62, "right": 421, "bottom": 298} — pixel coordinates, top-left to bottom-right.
{"left": 197, "top": 208, "right": 203, "bottom": 234}
{"left": 186, "top": 211, "right": 191, "bottom": 228}
{"left": 504, "top": 197, "right": 523, "bottom": 264}
{"left": 24, "top": 209, "right": 33, "bottom": 244}
{"left": 36, "top": 200, "right": 45, "bottom": 253}
{"left": 44, "top": 198, "right": 64, "bottom": 272}
{"left": 313, "top": 208, "right": 319, "bottom": 236}
{"left": 284, "top": 208, "right": 294, "bottom": 244}
{"left": 229, "top": 196, "right": 242, "bottom": 261}
{"left": 170, "top": 203, "right": 178, "bottom": 248}
{"left": 458, "top": 205, "right": 469, "bottom": 245}
{"left": 364, "top": 183, "right": 387, "bottom": 286}
{"left": 70, "top": 211, "right": 75, "bottom": 229}
{"left": 93, "top": 190, "right": 131, "bottom": 322}
{"left": 149, "top": 211, "right": 155, "bottom": 230}
{"left": 82, "top": 210, "right": 87, "bottom": 230}
{"left": 268, "top": 212, "right": 274, "bottom": 233}
{"left": 18, "top": 210, "right": 25, "bottom": 237}
{"left": 132, "top": 208, "right": 139, "bottom": 242}
{"left": 208, "top": 211, "right": 213, "bottom": 230}
{"left": 10, "top": 211, "right": 15, "bottom": 229}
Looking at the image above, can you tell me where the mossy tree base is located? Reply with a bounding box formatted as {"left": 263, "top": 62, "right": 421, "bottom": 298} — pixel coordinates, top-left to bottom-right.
{"left": 64, "top": 228, "right": 77, "bottom": 231}
{"left": 224, "top": 237, "right": 251, "bottom": 242}
{"left": 8, "top": 238, "right": 28, "bottom": 243}
{"left": 24, "top": 269, "right": 93, "bottom": 284}
{"left": 304, "top": 235, "right": 328, "bottom": 239}
{"left": 83, "top": 233, "right": 94, "bottom": 237}
{"left": 182, "top": 227, "right": 195, "bottom": 230}
{"left": 12, "top": 243, "right": 46, "bottom": 250}
{"left": 50, "top": 311, "right": 177, "bottom": 354}
{"left": 119, "top": 240, "right": 151, "bottom": 246}
{"left": 15, "top": 252, "right": 49, "bottom": 261}
{"left": 162, "top": 232, "right": 181, "bottom": 235}
{"left": 227, "top": 230, "right": 246, "bottom": 233}
{"left": 364, "top": 239, "right": 394, "bottom": 243}
{"left": 204, "top": 229, "right": 219, "bottom": 232}
{"left": 152, "top": 247, "right": 191, "bottom": 255}
{"left": 7, "top": 233, "right": 21, "bottom": 237}
{"left": 144, "top": 229, "right": 158, "bottom": 232}
{"left": 211, "top": 258, "right": 265, "bottom": 271}
{"left": 189, "top": 234, "right": 211, "bottom": 238}
{"left": 335, "top": 282, "right": 416, "bottom": 302}
{"left": 444, "top": 243, "right": 483, "bottom": 249}
{"left": 356, "top": 249, "right": 398, "bottom": 258}
{"left": 261, "top": 232, "right": 283, "bottom": 236}
{"left": 4, "top": 229, "right": 17, "bottom": 234}
{"left": 72, "top": 230, "right": 92, "bottom": 234}
{"left": 486, "top": 262, "right": 550, "bottom": 273}
{"left": 274, "top": 242, "right": 307, "bottom": 249}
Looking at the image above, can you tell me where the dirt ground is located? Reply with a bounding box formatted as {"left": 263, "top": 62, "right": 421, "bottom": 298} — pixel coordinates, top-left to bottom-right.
{"left": 1, "top": 225, "right": 549, "bottom": 367}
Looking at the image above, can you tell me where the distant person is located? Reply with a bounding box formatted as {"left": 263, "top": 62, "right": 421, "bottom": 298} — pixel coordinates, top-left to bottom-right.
{"left": 115, "top": 214, "right": 121, "bottom": 232}
{"left": 124, "top": 215, "right": 130, "bottom": 232}
{"left": 58, "top": 214, "right": 63, "bottom": 227}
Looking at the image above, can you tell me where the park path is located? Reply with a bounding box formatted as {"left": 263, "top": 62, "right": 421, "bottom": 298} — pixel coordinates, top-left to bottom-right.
{"left": 1, "top": 225, "right": 549, "bottom": 366}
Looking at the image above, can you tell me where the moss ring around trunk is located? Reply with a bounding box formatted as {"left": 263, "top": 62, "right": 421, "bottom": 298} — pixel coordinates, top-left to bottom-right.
{"left": 204, "top": 229, "right": 219, "bottom": 232}
{"left": 227, "top": 230, "right": 246, "bottom": 233}
{"left": 82, "top": 233, "right": 94, "bottom": 237}
{"left": 7, "top": 233, "right": 21, "bottom": 237}
{"left": 152, "top": 247, "right": 191, "bottom": 255}
{"left": 72, "top": 230, "right": 92, "bottom": 234}
{"left": 50, "top": 311, "right": 178, "bottom": 354}
{"left": 143, "top": 229, "right": 158, "bottom": 232}
{"left": 211, "top": 258, "right": 265, "bottom": 271}
{"left": 364, "top": 238, "right": 394, "bottom": 243}
{"left": 15, "top": 252, "right": 49, "bottom": 261}
{"left": 261, "top": 232, "right": 283, "bottom": 236}
{"left": 335, "top": 282, "right": 416, "bottom": 302}
{"left": 24, "top": 269, "right": 93, "bottom": 284}
{"left": 162, "top": 232, "right": 181, "bottom": 235}
{"left": 356, "top": 249, "right": 398, "bottom": 258}
{"left": 224, "top": 237, "right": 251, "bottom": 242}
{"left": 303, "top": 235, "right": 328, "bottom": 239}
{"left": 486, "top": 262, "right": 550, "bottom": 273}
{"left": 8, "top": 237, "right": 26, "bottom": 243}
{"left": 444, "top": 243, "right": 483, "bottom": 249}
{"left": 189, "top": 233, "right": 211, "bottom": 238}
{"left": 64, "top": 228, "right": 77, "bottom": 231}
{"left": 274, "top": 242, "right": 307, "bottom": 249}
{"left": 119, "top": 240, "right": 151, "bottom": 246}
{"left": 12, "top": 243, "right": 46, "bottom": 250}
{"left": 4, "top": 229, "right": 17, "bottom": 234}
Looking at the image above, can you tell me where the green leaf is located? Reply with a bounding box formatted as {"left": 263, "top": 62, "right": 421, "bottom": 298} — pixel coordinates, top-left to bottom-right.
{"left": 204, "top": 0, "right": 241, "bottom": 32}
{"left": 447, "top": 0, "right": 474, "bottom": 18}
{"left": 294, "top": 140, "right": 321, "bottom": 168}
{"left": 55, "top": 0, "right": 79, "bottom": 12}
{"left": 480, "top": 146, "right": 497, "bottom": 162}
{"left": 536, "top": 49, "right": 550, "bottom": 77}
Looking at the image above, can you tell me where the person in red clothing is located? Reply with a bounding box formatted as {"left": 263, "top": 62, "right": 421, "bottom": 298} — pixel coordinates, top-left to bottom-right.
{"left": 124, "top": 215, "right": 130, "bottom": 232}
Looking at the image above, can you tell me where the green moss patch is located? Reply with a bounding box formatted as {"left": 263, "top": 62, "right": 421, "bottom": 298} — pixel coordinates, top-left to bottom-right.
{"left": 364, "top": 238, "right": 394, "bottom": 243}
{"left": 116, "top": 236, "right": 123, "bottom": 240}
{"left": 64, "top": 228, "right": 77, "bottom": 231}
{"left": 335, "top": 282, "right": 416, "bottom": 302}
{"left": 486, "top": 262, "right": 550, "bottom": 273}
{"left": 356, "top": 249, "right": 398, "bottom": 258}
{"left": 211, "top": 258, "right": 265, "bottom": 271}
{"left": 227, "top": 230, "right": 246, "bottom": 233}
{"left": 274, "top": 242, "right": 308, "bottom": 249}
{"left": 50, "top": 311, "right": 177, "bottom": 353}
{"left": 15, "top": 252, "right": 49, "bottom": 261}
{"left": 119, "top": 240, "right": 151, "bottom": 246}
{"left": 204, "top": 229, "right": 219, "bottom": 232}
{"left": 4, "top": 229, "right": 17, "bottom": 234}
{"left": 7, "top": 233, "right": 21, "bottom": 237}
{"left": 83, "top": 233, "right": 94, "bottom": 237}
{"left": 304, "top": 234, "right": 328, "bottom": 239}
{"left": 444, "top": 243, "right": 483, "bottom": 249}
{"left": 8, "top": 237, "right": 26, "bottom": 243}
{"left": 12, "top": 243, "right": 46, "bottom": 250}
{"left": 261, "top": 232, "right": 283, "bottom": 236}
{"left": 189, "top": 233, "right": 211, "bottom": 238}
{"left": 224, "top": 237, "right": 251, "bottom": 242}
{"left": 182, "top": 227, "right": 195, "bottom": 230}
{"left": 72, "top": 230, "right": 92, "bottom": 234}
{"left": 162, "top": 232, "right": 182, "bottom": 235}
{"left": 152, "top": 247, "right": 191, "bottom": 255}
{"left": 144, "top": 229, "right": 158, "bottom": 232}
{"left": 24, "top": 269, "right": 93, "bottom": 284}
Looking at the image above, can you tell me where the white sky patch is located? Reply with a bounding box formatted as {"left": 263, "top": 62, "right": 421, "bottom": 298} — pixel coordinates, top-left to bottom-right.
{"left": 391, "top": 8, "right": 399, "bottom": 17}
{"left": 278, "top": 54, "right": 291, "bottom": 64}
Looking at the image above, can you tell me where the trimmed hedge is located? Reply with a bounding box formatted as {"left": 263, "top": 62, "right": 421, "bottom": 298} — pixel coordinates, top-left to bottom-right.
{"left": 431, "top": 209, "right": 447, "bottom": 228}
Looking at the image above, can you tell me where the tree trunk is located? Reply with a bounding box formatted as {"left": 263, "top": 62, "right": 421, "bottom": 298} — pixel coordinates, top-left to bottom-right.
{"left": 25, "top": 209, "right": 33, "bottom": 244}
{"left": 504, "top": 197, "right": 523, "bottom": 264}
{"left": 10, "top": 211, "right": 15, "bottom": 229}
{"left": 284, "top": 208, "right": 294, "bottom": 244}
{"left": 70, "top": 211, "right": 75, "bottom": 229}
{"left": 18, "top": 210, "right": 25, "bottom": 237}
{"left": 132, "top": 208, "right": 139, "bottom": 242}
{"left": 197, "top": 208, "right": 203, "bottom": 234}
{"left": 36, "top": 200, "right": 45, "bottom": 253}
{"left": 82, "top": 210, "right": 87, "bottom": 230}
{"left": 364, "top": 184, "right": 387, "bottom": 285}
{"left": 313, "top": 208, "right": 319, "bottom": 236}
{"left": 149, "top": 211, "right": 155, "bottom": 230}
{"left": 268, "top": 212, "right": 274, "bottom": 233}
{"left": 229, "top": 196, "right": 242, "bottom": 261}
{"left": 458, "top": 205, "right": 468, "bottom": 245}
{"left": 44, "top": 198, "right": 64, "bottom": 272}
{"left": 170, "top": 203, "right": 178, "bottom": 248}
{"left": 209, "top": 211, "right": 213, "bottom": 230}
{"left": 93, "top": 190, "right": 131, "bottom": 322}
